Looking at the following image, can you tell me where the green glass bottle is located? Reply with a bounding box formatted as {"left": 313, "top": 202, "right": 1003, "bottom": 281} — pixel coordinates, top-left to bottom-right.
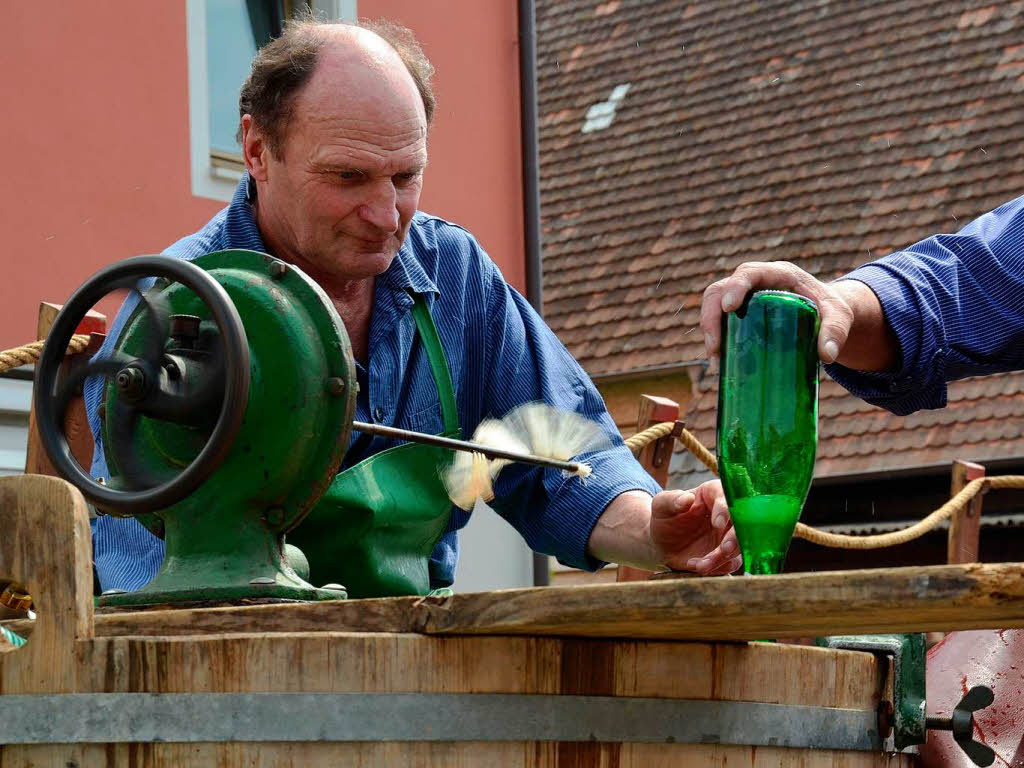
{"left": 717, "top": 290, "right": 820, "bottom": 575}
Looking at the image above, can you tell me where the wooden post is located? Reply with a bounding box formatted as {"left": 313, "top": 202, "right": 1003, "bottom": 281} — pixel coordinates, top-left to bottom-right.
{"left": 947, "top": 459, "right": 986, "bottom": 565}
{"left": 24, "top": 302, "right": 106, "bottom": 477}
{"left": 617, "top": 395, "right": 680, "bottom": 583}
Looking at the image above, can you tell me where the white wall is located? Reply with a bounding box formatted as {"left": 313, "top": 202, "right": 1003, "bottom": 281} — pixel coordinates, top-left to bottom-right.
{"left": 0, "top": 377, "right": 31, "bottom": 476}
{"left": 451, "top": 500, "right": 536, "bottom": 593}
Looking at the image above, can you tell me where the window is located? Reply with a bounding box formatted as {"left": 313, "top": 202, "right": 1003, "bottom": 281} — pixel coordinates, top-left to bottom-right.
{"left": 186, "top": 0, "right": 357, "bottom": 201}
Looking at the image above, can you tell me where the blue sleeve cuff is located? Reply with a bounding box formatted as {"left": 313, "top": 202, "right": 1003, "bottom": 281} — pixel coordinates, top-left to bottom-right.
{"left": 539, "top": 442, "right": 662, "bottom": 572}
{"left": 824, "top": 266, "right": 948, "bottom": 416}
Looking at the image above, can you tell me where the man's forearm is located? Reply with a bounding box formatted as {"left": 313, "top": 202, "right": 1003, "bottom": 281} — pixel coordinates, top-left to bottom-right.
{"left": 832, "top": 279, "right": 901, "bottom": 372}
{"left": 585, "top": 490, "right": 661, "bottom": 570}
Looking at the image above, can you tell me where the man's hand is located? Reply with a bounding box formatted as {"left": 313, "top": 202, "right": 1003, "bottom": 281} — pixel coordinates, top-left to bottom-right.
{"left": 651, "top": 481, "right": 742, "bottom": 576}
{"left": 701, "top": 261, "right": 854, "bottom": 364}
{"left": 587, "top": 484, "right": 741, "bottom": 576}
{"left": 700, "top": 260, "right": 899, "bottom": 372}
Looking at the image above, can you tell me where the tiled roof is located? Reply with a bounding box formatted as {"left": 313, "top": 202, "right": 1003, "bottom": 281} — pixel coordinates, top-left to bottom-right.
{"left": 536, "top": 0, "right": 1024, "bottom": 480}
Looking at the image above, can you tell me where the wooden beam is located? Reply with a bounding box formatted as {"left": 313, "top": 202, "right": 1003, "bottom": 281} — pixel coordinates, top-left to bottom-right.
{"left": 7, "top": 562, "right": 1024, "bottom": 643}
{"left": 0, "top": 475, "right": 93, "bottom": 692}
{"left": 617, "top": 395, "right": 680, "bottom": 583}
{"left": 947, "top": 459, "right": 985, "bottom": 565}
{"left": 35, "top": 302, "right": 105, "bottom": 342}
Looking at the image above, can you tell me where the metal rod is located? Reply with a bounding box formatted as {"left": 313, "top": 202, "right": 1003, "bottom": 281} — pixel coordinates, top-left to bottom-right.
{"left": 351, "top": 421, "right": 584, "bottom": 474}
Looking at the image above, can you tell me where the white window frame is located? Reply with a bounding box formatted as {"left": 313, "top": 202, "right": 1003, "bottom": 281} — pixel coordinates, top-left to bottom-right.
{"left": 185, "top": 0, "right": 358, "bottom": 202}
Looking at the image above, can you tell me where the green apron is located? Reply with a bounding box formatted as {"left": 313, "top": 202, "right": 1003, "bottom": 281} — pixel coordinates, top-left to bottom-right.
{"left": 286, "top": 294, "right": 460, "bottom": 598}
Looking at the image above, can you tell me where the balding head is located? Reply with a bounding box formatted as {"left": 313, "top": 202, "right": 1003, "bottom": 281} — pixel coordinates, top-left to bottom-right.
{"left": 237, "top": 19, "right": 435, "bottom": 158}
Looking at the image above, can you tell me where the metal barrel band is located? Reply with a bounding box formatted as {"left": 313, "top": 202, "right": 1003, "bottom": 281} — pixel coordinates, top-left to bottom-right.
{"left": 0, "top": 693, "right": 883, "bottom": 750}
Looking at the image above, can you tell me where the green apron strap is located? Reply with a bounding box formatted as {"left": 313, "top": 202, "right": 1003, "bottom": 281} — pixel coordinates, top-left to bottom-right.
{"left": 409, "top": 293, "right": 460, "bottom": 436}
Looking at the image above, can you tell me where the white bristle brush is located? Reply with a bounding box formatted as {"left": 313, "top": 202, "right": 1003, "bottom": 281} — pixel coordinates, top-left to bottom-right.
{"left": 442, "top": 403, "right": 613, "bottom": 510}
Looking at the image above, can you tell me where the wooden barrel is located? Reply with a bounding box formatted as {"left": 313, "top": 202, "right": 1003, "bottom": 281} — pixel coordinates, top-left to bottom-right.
{"left": 0, "top": 476, "right": 913, "bottom": 766}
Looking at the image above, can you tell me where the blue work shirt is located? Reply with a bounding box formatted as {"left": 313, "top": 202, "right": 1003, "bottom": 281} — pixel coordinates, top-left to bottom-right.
{"left": 826, "top": 194, "right": 1024, "bottom": 416}
{"left": 85, "top": 174, "right": 660, "bottom": 592}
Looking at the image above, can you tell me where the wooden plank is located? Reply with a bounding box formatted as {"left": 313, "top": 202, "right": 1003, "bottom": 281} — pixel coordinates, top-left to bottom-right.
{"left": 634, "top": 394, "right": 679, "bottom": 489}
{"left": 618, "top": 395, "right": 680, "bottom": 583}
{"left": 6, "top": 561, "right": 1022, "bottom": 642}
{"left": 35, "top": 302, "right": 106, "bottom": 342}
{"left": 947, "top": 459, "right": 986, "bottom": 564}
{"left": 0, "top": 475, "right": 93, "bottom": 693}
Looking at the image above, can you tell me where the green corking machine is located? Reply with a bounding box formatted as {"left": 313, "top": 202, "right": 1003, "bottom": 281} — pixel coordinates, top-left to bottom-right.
{"left": 33, "top": 251, "right": 584, "bottom": 608}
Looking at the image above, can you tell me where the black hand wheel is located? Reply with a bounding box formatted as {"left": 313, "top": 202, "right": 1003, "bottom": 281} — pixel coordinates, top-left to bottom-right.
{"left": 33, "top": 255, "right": 249, "bottom": 515}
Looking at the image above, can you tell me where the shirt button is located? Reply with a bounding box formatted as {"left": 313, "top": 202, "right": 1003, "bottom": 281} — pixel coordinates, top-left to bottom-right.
{"left": 373, "top": 406, "right": 385, "bottom": 422}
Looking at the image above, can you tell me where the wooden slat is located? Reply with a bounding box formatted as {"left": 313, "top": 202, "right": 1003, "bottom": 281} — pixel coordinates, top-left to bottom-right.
{"left": 618, "top": 394, "right": 681, "bottom": 583}
{"left": 948, "top": 459, "right": 986, "bottom": 564}
{"left": 0, "top": 475, "right": 93, "bottom": 692}
{"left": 6, "top": 561, "right": 1021, "bottom": 642}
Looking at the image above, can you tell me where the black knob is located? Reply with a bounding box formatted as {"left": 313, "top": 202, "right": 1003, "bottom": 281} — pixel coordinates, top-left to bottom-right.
{"left": 169, "top": 314, "right": 202, "bottom": 347}
{"left": 926, "top": 685, "right": 996, "bottom": 767}
{"left": 115, "top": 366, "right": 147, "bottom": 400}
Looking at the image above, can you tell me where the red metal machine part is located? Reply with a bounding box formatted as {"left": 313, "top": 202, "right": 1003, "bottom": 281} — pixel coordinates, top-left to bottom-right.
{"left": 920, "top": 630, "right": 1024, "bottom": 767}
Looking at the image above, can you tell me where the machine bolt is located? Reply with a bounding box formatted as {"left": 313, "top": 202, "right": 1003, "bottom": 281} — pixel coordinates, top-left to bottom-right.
{"left": 326, "top": 377, "right": 347, "bottom": 396}
{"left": 269, "top": 261, "right": 289, "bottom": 279}
{"left": 115, "top": 366, "right": 147, "bottom": 399}
{"left": 249, "top": 577, "right": 275, "bottom": 586}
{"left": 169, "top": 314, "right": 202, "bottom": 347}
{"left": 321, "top": 583, "right": 345, "bottom": 591}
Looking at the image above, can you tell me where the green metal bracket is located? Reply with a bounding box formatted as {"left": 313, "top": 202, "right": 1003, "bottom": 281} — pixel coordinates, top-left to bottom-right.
{"left": 815, "top": 633, "right": 925, "bottom": 751}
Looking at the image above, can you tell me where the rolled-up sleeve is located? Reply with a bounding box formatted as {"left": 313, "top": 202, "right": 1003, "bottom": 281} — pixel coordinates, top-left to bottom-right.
{"left": 825, "top": 195, "right": 1024, "bottom": 416}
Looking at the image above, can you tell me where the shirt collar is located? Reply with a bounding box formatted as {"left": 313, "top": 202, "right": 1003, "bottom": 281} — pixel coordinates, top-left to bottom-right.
{"left": 236, "top": 173, "right": 438, "bottom": 298}
{"left": 222, "top": 171, "right": 266, "bottom": 252}
{"left": 381, "top": 231, "right": 440, "bottom": 298}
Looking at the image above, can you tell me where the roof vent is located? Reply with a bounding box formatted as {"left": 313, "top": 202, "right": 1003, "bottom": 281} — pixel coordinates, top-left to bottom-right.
{"left": 581, "top": 83, "right": 632, "bottom": 133}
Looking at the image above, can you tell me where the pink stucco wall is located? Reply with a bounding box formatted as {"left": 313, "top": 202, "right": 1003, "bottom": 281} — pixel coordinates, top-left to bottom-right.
{"left": 1, "top": 2, "right": 525, "bottom": 349}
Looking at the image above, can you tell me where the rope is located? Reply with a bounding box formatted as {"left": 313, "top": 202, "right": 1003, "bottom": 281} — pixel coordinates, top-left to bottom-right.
{"left": 625, "top": 421, "right": 1024, "bottom": 549}
{"left": 0, "top": 334, "right": 91, "bottom": 375}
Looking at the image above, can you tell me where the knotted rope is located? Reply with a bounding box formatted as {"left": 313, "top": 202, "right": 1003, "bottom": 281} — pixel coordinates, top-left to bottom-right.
{"left": 626, "top": 421, "right": 1024, "bottom": 549}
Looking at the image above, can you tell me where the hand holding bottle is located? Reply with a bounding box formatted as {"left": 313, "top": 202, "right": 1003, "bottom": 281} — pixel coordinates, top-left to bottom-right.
{"left": 700, "top": 261, "right": 898, "bottom": 372}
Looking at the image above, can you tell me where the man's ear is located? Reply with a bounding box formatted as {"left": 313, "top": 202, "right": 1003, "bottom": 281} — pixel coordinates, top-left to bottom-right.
{"left": 241, "top": 114, "right": 270, "bottom": 181}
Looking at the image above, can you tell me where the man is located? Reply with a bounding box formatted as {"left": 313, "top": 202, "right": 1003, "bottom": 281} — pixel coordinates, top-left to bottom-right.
{"left": 86, "top": 19, "right": 741, "bottom": 593}
{"left": 700, "top": 198, "right": 1024, "bottom": 767}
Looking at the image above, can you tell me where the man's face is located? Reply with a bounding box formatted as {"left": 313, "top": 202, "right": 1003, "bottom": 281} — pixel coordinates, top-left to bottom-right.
{"left": 248, "top": 45, "right": 428, "bottom": 283}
